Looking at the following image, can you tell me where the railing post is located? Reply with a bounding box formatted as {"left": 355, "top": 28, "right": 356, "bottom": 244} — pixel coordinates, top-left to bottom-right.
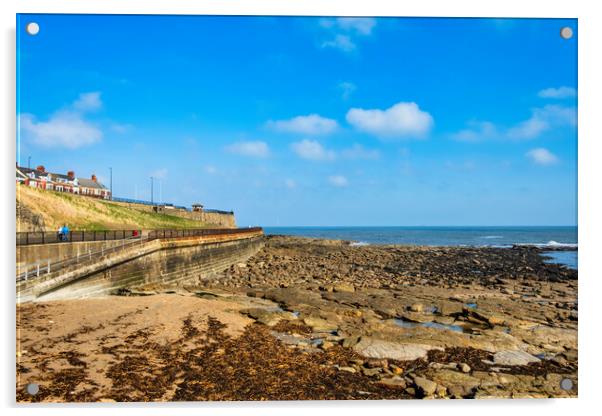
{"left": 36, "top": 264, "right": 40, "bottom": 277}
{"left": 47, "top": 260, "right": 50, "bottom": 274}
{"left": 24, "top": 269, "right": 28, "bottom": 281}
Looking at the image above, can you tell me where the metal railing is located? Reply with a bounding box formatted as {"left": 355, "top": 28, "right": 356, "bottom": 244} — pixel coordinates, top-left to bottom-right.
{"left": 16, "top": 230, "right": 141, "bottom": 246}
{"left": 203, "top": 209, "right": 234, "bottom": 215}
{"left": 16, "top": 235, "right": 144, "bottom": 282}
{"left": 147, "top": 227, "right": 260, "bottom": 239}
{"left": 16, "top": 227, "right": 263, "bottom": 283}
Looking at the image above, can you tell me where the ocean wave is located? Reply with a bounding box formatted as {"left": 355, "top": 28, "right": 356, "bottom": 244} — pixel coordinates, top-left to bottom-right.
{"left": 517, "top": 240, "right": 578, "bottom": 248}
{"left": 350, "top": 241, "right": 370, "bottom": 247}
{"left": 480, "top": 235, "right": 503, "bottom": 239}
{"left": 543, "top": 240, "right": 578, "bottom": 248}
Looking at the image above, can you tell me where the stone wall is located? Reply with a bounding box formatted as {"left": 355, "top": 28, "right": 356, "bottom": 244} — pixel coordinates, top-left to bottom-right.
{"left": 107, "top": 200, "right": 236, "bottom": 228}
{"left": 17, "top": 230, "right": 264, "bottom": 303}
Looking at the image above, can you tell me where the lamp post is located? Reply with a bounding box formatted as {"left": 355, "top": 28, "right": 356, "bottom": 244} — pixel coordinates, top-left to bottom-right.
{"left": 109, "top": 167, "right": 113, "bottom": 200}
{"left": 150, "top": 176, "right": 154, "bottom": 204}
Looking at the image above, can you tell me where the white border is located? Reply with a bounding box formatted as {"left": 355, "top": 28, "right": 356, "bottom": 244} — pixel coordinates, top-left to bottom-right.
{"left": 2, "top": 1, "right": 601, "bottom": 415}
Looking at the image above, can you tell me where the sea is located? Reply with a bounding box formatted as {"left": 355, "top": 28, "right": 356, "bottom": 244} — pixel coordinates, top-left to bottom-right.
{"left": 263, "top": 226, "right": 578, "bottom": 270}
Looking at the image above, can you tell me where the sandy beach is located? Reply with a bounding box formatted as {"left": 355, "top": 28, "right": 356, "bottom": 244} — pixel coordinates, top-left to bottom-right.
{"left": 17, "top": 236, "right": 578, "bottom": 401}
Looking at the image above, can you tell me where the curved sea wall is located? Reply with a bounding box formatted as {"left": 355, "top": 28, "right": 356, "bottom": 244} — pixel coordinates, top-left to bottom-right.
{"left": 18, "top": 229, "right": 264, "bottom": 303}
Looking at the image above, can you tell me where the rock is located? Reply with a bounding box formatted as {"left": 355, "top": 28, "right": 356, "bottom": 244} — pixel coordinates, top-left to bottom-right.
{"left": 401, "top": 312, "right": 434, "bottom": 323}
{"left": 410, "top": 303, "right": 424, "bottom": 313}
{"left": 320, "top": 341, "right": 335, "bottom": 350}
{"left": 439, "top": 301, "right": 464, "bottom": 316}
{"left": 361, "top": 367, "right": 382, "bottom": 377}
{"left": 459, "top": 363, "right": 471, "bottom": 373}
{"left": 303, "top": 316, "right": 338, "bottom": 332}
{"left": 390, "top": 364, "right": 404, "bottom": 375}
{"left": 493, "top": 350, "right": 541, "bottom": 366}
{"left": 353, "top": 338, "right": 441, "bottom": 361}
{"left": 337, "top": 366, "right": 357, "bottom": 374}
{"left": 377, "top": 376, "right": 407, "bottom": 389}
{"left": 333, "top": 284, "right": 355, "bottom": 293}
{"left": 342, "top": 335, "right": 361, "bottom": 348}
{"left": 240, "top": 308, "right": 292, "bottom": 326}
{"left": 413, "top": 376, "right": 438, "bottom": 396}
{"left": 364, "top": 358, "right": 388, "bottom": 369}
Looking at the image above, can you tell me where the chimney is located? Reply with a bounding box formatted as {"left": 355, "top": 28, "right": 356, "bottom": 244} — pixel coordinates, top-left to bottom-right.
{"left": 67, "top": 171, "right": 75, "bottom": 180}
{"left": 91, "top": 174, "right": 97, "bottom": 182}
{"left": 36, "top": 165, "right": 45, "bottom": 173}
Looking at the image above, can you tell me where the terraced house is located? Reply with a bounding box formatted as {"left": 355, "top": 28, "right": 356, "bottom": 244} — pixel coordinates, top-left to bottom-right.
{"left": 16, "top": 165, "right": 111, "bottom": 199}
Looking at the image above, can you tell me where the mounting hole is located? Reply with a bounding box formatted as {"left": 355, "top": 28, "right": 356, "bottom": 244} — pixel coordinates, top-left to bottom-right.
{"left": 26, "top": 383, "right": 39, "bottom": 395}
{"left": 560, "top": 27, "right": 573, "bottom": 40}
{"left": 26, "top": 22, "right": 40, "bottom": 36}
{"left": 560, "top": 378, "right": 573, "bottom": 390}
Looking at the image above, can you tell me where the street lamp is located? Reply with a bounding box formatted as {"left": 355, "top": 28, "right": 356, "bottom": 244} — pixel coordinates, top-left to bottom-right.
{"left": 150, "top": 176, "right": 154, "bottom": 204}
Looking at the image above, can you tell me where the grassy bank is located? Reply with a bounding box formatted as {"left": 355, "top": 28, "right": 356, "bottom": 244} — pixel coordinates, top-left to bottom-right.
{"left": 16, "top": 185, "right": 211, "bottom": 231}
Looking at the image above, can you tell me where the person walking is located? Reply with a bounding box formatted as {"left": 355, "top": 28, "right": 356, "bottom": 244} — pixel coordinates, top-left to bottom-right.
{"left": 62, "top": 224, "right": 70, "bottom": 242}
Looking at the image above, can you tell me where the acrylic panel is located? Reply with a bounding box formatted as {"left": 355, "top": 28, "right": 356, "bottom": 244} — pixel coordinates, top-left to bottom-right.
{"left": 16, "top": 14, "right": 577, "bottom": 402}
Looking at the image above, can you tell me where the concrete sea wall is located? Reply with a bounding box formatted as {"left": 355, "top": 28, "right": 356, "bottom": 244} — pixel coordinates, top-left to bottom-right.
{"left": 17, "top": 240, "right": 127, "bottom": 268}
{"left": 17, "top": 230, "right": 264, "bottom": 303}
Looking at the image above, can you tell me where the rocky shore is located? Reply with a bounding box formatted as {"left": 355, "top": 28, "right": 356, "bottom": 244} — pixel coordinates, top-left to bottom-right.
{"left": 17, "top": 235, "right": 578, "bottom": 401}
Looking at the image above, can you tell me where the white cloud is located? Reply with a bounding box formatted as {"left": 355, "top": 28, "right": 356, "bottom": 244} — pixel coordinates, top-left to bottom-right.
{"left": 320, "top": 17, "right": 377, "bottom": 35}
{"left": 339, "top": 81, "right": 356, "bottom": 100}
{"left": 321, "top": 34, "right": 356, "bottom": 52}
{"left": 453, "top": 105, "right": 576, "bottom": 142}
{"left": 507, "top": 105, "right": 576, "bottom": 140}
{"left": 336, "top": 18, "right": 377, "bottom": 35}
{"left": 267, "top": 114, "right": 338, "bottom": 135}
{"left": 328, "top": 175, "right": 349, "bottom": 187}
{"left": 19, "top": 92, "right": 105, "bottom": 149}
{"left": 291, "top": 139, "right": 336, "bottom": 161}
{"left": 538, "top": 86, "right": 577, "bottom": 99}
{"left": 72, "top": 92, "right": 102, "bottom": 112}
{"left": 526, "top": 148, "right": 559, "bottom": 165}
{"left": 110, "top": 123, "right": 133, "bottom": 133}
{"left": 204, "top": 165, "right": 217, "bottom": 175}
{"left": 346, "top": 102, "right": 434, "bottom": 139}
{"left": 151, "top": 168, "right": 168, "bottom": 179}
{"left": 20, "top": 111, "right": 102, "bottom": 149}
{"left": 284, "top": 179, "right": 297, "bottom": 189}
{"left": 452, "top": 121, "right": 498, "bottom": 142}
{"left": 225, "top": 141, "right": 270, "bottom": 158}
{"left": 341, "top": 144, "right": 380, "bottom": 160}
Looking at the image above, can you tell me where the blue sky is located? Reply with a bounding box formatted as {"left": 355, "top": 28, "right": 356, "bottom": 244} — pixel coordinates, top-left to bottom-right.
{"left": 16, "top": 15, "right": 577, "bottom": 226}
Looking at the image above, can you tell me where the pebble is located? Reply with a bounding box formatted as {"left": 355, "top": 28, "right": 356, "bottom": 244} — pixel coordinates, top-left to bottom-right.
{"left": 459, "top": 363, "right": 471, "bottom": 373}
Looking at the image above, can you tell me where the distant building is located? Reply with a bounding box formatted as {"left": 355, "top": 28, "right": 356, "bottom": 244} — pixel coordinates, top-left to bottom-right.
{"left": 16, "top": 165, "right": 111, "bottom": 199}
{"left": 192, "top": 203, "right": 204, "bottom": 212}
